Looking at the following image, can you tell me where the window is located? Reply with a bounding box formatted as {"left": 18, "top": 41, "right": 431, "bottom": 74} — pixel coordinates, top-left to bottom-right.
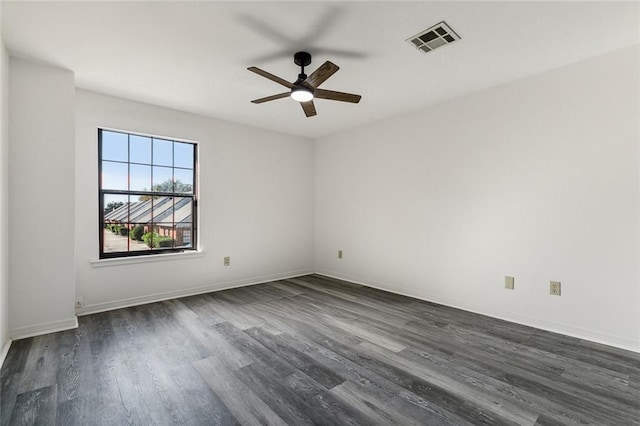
{"left": 99, "top": 129, "right": 197, "bottom": 259}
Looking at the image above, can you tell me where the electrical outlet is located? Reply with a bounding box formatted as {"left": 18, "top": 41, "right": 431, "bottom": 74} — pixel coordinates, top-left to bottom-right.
{"left": 75, "top": 296, "right": 83, "bottom": 308}
{"left": 550, "top": 281, "right": 561, "bottom": 296}
{"left": 505, "top": 276, "right": 514, "bottom": 290}
{"left": 224, "top": 256, "right": 230, "bottom": 266}
{"left": 338, "top": 250, "right": 343, "bottom": 259}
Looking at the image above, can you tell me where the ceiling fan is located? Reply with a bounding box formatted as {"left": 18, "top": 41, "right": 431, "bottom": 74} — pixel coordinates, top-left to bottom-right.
{"left": 248, "top": 51, "right": 361, "bottom": 117}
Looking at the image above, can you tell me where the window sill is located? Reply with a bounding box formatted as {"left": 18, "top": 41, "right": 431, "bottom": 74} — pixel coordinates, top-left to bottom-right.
{"left": 90, "top": 250, "right": 205, "bottom": 268}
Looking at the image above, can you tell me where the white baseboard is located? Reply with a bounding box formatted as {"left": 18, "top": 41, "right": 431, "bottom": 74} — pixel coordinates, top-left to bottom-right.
{"left": 315, "top": 270, "right": 640, "bottom": 354}
{"left": 0, "top": 338, "right": 12, "bottom": 368}
{"left": 9, "top": 316, "right": 79, "bottom": 341}
{"left": 76, "top": 269, "right": 314, "bottom": 316}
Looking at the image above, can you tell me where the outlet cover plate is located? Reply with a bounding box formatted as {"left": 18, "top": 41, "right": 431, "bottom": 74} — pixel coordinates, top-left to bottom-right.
{"left": 550, "top": 281, "right": 561, "bottom": 296}
{"left": 338, "top": 250, "right": 343, "bottom": 259}
{"left": 505, "top": 276, "right": 514, "bottom": 290}
{"left": 224, "top": 256, "right": 230, "bottom": 266}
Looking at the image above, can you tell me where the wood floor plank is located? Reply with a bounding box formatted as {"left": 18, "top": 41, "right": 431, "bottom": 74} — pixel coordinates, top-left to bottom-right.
{"left": 193, "top": 355, "right": 283, "bottom": 426}
{"left": 407, "top": 343, "right": 593, "bottom": 425}
{"left": 294, "top": 287, "right": 414, "bottom": 328}
{"left": 9, "top": 385, "right": 57, "bottom": 426}
{"left": 16, "top": 333, "right": 60, "bottom": 394}
{"left": 288, "top": 276, "right": 419, "bottom": 323}
{"left": 0, "top": 372, "right": 20, "bottom": 425}
{"left": 245, "top": 326, "right": 346, "bottom": 390}
{"left": 330, "top": 380, "right": 429, "bottom": 426}
{"left": 232, "top": 362, "right": 318, "bottom": 425}
{"left": 249, "top": 296, "right": 365, "bottom": 348}
{"left": 280, "top": 370, "right": 374, "bottom": 425}
{"left": 169, "top": 363, "right": 240, "bottom": 425}
{"left": 54, "top": 322, "right": 100, "bottom": 426}
{"left": 175, "top": 294, "right": 227, "bottom": 326}
{"left": 2, "top": 274, "right": 639, "bottom": 425}
{"left": 108, "top": 304, "right": 240, "bottom": 426}
{"left": 161, "top": 299, "right": 254, "bottom": 369}
{"left": 357, "top": 340, "right": 538, "bottom": 425}
{"left": 265, "top": 281, "right": 306, "bottom": 297}
{"left": 1, "top": 338, "right": 32, "bottom": 377}
{"left": 268, "top": 329, "right": 400, "bottom": 402}
{"left": 213, "top": 321, "right": 296, "bottom": 378}
{"left": 204, "top": 293, "right": 266, "bottom": 330}
{"left": 290, "top": 324, "right": 480, "bottom": 425}
{"left": 406, "top": 318, "right": 640, "bottom": 414}
{"left": 324, "top": 316, "right": 407, "bottom": 353}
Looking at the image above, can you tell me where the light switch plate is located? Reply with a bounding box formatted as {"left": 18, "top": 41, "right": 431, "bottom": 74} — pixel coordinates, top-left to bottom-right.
{"left": 550, "top": 281, "right": 561, "bottom": 296}
{"left": 338, "top": 250, "right": 343, "bottom": 259}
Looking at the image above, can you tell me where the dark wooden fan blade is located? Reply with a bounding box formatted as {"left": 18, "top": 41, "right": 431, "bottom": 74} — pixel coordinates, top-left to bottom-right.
{"left": 315, "top": 89, "right": 362, "bottom": 103}
{"left": 305, "top": 61, "right": 339, "bottom": 88}
{"left": 251, "top": 92, "right": 290, "bottom": 104}
{"left": 300, "top": 100, "right": 317, "bottom": 117}
{"left": 248, "top": 67, "right": 293, "bottom": 89}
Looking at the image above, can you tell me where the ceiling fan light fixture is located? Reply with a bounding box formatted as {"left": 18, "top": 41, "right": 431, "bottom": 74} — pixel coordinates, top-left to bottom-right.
{"left": 290, "top": 86, "right": 314, "bottom": 102}
{"left": 248, "top": 51, "right": 361, "bottom": 117}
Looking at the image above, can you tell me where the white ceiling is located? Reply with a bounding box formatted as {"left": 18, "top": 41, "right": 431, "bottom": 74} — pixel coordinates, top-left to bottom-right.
{"left": 2, "top": 1, "right": 639, "bottom": 139}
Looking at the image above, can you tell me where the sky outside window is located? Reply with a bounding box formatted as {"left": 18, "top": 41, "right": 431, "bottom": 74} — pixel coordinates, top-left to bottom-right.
{"left": 100, "top": 130, "right": 195, "bottom": 193}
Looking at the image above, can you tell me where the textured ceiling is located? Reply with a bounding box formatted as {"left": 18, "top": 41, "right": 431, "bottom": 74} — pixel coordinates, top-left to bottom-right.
{"left": 3, "top": 1, "right": 639, "bottom": 138}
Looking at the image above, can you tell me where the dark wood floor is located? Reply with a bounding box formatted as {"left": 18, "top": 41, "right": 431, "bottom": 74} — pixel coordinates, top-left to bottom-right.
{"left": 2, "top": 274, "right": 639, "bottom": 425}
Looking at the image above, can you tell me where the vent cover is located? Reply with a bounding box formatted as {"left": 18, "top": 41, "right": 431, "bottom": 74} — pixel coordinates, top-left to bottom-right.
{"left": 407, "top": 21, "right": 460, "bottom": 54}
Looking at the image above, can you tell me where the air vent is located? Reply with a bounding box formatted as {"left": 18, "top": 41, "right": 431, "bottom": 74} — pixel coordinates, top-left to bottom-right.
{"left": 407, "top": 21, "right": 460, "bottom": 54}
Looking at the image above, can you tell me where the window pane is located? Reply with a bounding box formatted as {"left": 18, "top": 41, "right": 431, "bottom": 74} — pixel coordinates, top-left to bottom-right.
{"left": 101, "top": 131, "right": 128, "bottom": 162}
{"left": 175, "top": 224, "right": 193, "bottom": 248}
{"left": 128, "top": 223, "right": 149, "bottom": 251}
{"left": 173, "top": 197, "right": 193, "bottom": 223}
{"left": 151, "top": 224, "right": 174, "bottom": 249}
{"left": 174, "top": 142, "right": 194, "bottom": 169}
{"left": 153, "top": 138, "right": 173, "bottom": 166}
{"left": 102, "top": 161, "right": 128, "bottom": 190}
{"left": 130, "top": 135, "right": 151, "bottom": 164}
{"left": 103, "top": 198, "right": 131, "bottom": 253}
{"left": 103, "top": 224, "right": 130, "bottom": 253}
{"left": 141, "top": 225, "right": 157, "bottom": 249}
{"left": 153, "top": 166, "right": 173, "bottom": 191}
{"left": 174, "top": 168, "right": 193, "bottom": 194}
{"left": 103, "top": 194, "right": 129, "bottom": 222}
{"left": 130, "top": 197, "right": 153, "bottom": 223}
{"left": 152, "top": 197, "right": 173, "bottom": 223}
{"left": 174, "top": 197, "right": 193, "bottom": 248}
{"left": 130, "top": 164, "right": 151, "bottom": 192}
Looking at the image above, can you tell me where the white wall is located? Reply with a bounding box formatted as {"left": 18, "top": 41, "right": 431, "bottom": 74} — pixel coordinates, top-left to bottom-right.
{"left": 0, "top": 4, "right": 11, "bottom": 361}
{"left": 75, "top": 90, "right": 313, "bottom": 313}
{"left": 5, "top": 43, "right": 638, "bottom": 355}
{"left": 315, "top": 45, "right": 640, "bottom": 352}
{"left": 8, "top": 59, "right": 77, "bottom": 337}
